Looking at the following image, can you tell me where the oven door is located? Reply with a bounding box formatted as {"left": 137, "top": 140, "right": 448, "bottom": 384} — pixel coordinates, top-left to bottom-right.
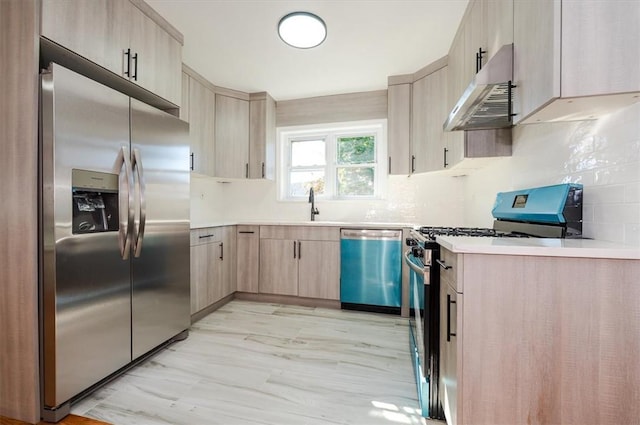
{"left": 405, "top": 246, "right": 442, "bottom": 419}
{"left": 405, "top": 250, "right": 428, "bottom": 377}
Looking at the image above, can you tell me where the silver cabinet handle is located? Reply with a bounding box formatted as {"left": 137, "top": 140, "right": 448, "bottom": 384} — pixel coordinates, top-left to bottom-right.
{"left": 297, "top": 240, "right": 301, "bottom": 259}
{"left": 436, "top": 259, "right": 452, "bottom": 270}
{"left": 132, "top": 148, "right": 146, "bottom": 258}
{"left": 293, "top": 241, "right": 297, "bottom": 259}
{"left": 219, "top": 242, "right": 223, "bottom": 260}
{"left": 116, "top": 146, "right": 134, "bottom": 260}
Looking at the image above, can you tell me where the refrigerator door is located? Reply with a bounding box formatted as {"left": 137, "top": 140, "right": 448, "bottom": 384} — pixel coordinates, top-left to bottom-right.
{"left": 130, "top": 98, "right": 190, "bottom": 359}
{"left": 41, "top": 64, "right": 132, "bottom": 408}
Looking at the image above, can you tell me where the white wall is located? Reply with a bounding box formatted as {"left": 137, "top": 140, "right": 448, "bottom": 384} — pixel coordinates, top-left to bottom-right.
{"left": 464, "top": 102, "right": 640, "bottom": 245}
{"left": 191, "top": 172, "right": 465, "bottom": 226}
{"left": 192, "top": 103, "right": 640, "bottom": 246}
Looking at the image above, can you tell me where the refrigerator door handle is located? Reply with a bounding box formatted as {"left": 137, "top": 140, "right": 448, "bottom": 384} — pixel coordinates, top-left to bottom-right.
{"left": 116, "top": 146, "right": 134, "bottom": 260}
{"left": 132, "top": 148, "right": 147, "bottom": 258}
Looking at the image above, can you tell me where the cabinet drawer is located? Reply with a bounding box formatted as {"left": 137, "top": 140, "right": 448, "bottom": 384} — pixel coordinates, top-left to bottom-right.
{"left": 260, "top": 225, "right": 340, "bottom": 241}
{"left": 190, "top": 227, "right": 221, "bottom": 246}
{"left": 237, "top": 225, "right": 259, "bottom": 237}
{"left": 438, "top": 248, "right": 461, "bottom": 292}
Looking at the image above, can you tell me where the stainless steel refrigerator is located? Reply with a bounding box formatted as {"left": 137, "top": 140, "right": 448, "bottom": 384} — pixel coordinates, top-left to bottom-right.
{"left": 40, "top": 63, "right": 190, "bottom": 421}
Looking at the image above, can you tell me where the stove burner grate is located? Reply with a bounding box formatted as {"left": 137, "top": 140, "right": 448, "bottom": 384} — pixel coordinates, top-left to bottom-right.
{"left": 417, "top": 226, "right": 530, "bottom": 239}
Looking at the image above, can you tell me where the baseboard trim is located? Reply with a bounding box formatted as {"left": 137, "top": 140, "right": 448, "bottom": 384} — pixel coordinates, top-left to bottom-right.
{"left": 190, "top": 293, "right": 235, "bottom": 324}
{"left": 234, "top": 292, "right": 341, "bottom": 310}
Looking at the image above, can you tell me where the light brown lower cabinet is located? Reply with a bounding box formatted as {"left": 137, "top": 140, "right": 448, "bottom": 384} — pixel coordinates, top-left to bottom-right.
{"left": 236, "top": 225, "right": 260, "bottom": 293}
{"left": 438, "top": 247, "right": 640, "bottom": 425}
{"left": 189, "top": 226, "right": 236, "bottom": 315}
{"left": 258, "top": 226, "right": 340, "bottom": 299}
{"left": 259, "top": 238, "right": 299, "bottom": 296}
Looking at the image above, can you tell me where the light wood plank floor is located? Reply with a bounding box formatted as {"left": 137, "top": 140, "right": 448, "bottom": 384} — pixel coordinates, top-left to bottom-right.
{"left": 71, "top": 301, "right": 442, "bottom": 425}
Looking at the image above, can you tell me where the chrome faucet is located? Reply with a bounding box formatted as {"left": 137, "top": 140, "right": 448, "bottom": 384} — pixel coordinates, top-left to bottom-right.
{"left": 309, "top": 188, "right": 319, "bottom": 221}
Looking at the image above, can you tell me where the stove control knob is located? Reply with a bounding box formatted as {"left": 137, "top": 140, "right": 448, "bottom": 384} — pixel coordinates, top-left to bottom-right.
{"left": 405, "top": 238, "right": 417, "bottom": 246}
{"left": 412, "top": 247, "right": 424, "bottom": 258}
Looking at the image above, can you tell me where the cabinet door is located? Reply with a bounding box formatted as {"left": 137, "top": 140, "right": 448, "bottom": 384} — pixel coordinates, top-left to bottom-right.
{"left": 446, "top": 28, "right": 467, "bottom": 169}
{"left": 259, "top": 239, "right": 298, "bottom": 296}
{"left": 440, "top": 282, "right": 459, "bottom": 425}
{"left": 207, "top": 243, "right": 224, "bottom": 306}
{"left": 237, "top": 226, "right": 260, "bottom": 293}
{"left": 513, "top": 0, "right": 560, "bottom": 124}
{"left": 463, "top": 0, "right": 487, "bottom": 82}
{"left": 249, "top": 95, "right": 276, "bottom": 179}
{"left": 190, "top": 242, "right": 220, "bottom": 314}
{"left": 189, "top": 77, "right": 216, "bottom": 176}
{"left": 298, "top": 240, "right": 340, "bottom": 300}
{"left": 180, "top": 71, "right": 190, "bottom": 122}
{"left": 215, "top": 95, "right": 250, "bottom": 179}
{"left": 485, "top": 0, "right": 513, "bottom": 62}
{"left": 41, "top": 0, "right": 129, "bottom": 76}
{"left": 129, "top": 4, "right": 182, "bottom": 106}
{"left": 411, "top": 76, "right": 428, "bottom": 173}
{"left": 220, "top": 226, "right": 237, "bottom": 299}
{"left": 561, "top": 1, "right": 640, "bottom": 98}
{"left": 412, "top": 69, "right": 448, "bottom": 173}
{"left": 387, "top": 83, "right": 411, "bottom": 175}
{"left": 425, "top": 67, "right": 448, "bottom": 171}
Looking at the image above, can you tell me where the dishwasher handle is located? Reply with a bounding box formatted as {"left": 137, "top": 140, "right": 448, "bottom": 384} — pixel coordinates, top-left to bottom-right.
{"left": 340, "top": 229, "right": 402, "bottom": 240}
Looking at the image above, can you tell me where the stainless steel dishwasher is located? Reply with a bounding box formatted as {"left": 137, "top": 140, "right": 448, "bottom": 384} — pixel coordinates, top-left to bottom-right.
{"left": 340, "top": 229, "right": 402, "bottom": 314}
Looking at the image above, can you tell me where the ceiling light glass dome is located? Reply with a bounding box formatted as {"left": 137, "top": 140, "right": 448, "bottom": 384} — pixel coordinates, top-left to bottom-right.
{"left": 278, "top": 12, "right": 327, "bottom": 49}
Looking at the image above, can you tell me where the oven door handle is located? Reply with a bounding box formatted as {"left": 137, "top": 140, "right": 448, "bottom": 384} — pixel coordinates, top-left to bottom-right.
{"left": 404, "top": 249, "right": 429, "bottom": 279}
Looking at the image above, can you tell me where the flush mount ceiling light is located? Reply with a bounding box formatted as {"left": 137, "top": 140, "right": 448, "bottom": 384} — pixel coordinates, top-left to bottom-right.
{"left": 278, "top": 12, "right": 327, "bottom": 49}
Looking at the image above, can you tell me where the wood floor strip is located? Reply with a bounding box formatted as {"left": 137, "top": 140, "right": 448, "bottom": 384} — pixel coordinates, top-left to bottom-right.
{"left": 0, "top": 414, "right": 111, "bottom": 425}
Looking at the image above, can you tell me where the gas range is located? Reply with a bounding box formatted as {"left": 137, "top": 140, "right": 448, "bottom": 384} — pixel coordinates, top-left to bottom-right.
{"left": 410, "top": 183, "right": 584, "bottom": 248}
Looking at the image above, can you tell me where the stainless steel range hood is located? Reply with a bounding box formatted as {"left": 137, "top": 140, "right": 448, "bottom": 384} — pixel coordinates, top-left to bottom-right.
{"left": 443, "top": 44, "right": 514, "bottom": 131}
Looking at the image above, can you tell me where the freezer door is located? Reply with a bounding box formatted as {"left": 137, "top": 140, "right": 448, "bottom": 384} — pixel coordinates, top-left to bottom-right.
{"left": 41, "top": 64, "right": 132, "bottom": 408}
{"left": 130, "top": 98, "right": 190, "bottom": 359}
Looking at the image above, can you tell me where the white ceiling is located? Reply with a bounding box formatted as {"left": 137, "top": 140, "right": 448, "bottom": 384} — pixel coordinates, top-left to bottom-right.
{"left": 147, "top": 0, "right": 469, "bottom": 101}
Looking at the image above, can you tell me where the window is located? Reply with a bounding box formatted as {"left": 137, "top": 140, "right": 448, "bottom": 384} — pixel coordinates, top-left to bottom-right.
{"left": 279, "top": 121, "right": 386, "bottom": 200}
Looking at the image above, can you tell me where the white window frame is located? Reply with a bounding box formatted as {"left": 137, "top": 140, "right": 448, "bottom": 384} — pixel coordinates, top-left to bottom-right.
{"left": 277, "top": 120, "right": 387, "bottom": 201}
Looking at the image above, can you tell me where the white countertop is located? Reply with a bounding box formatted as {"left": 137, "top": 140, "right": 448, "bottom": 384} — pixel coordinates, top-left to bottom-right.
{"left": 191, "top": 220, "right": 415, "bottom": 229}
{"left": 436, "top": 235, "right": 640, "bottom": 260}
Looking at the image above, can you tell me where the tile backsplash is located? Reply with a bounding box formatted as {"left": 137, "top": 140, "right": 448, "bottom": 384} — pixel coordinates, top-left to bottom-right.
{"left": 192, "top": 102, "right": 639, "bottom": 246}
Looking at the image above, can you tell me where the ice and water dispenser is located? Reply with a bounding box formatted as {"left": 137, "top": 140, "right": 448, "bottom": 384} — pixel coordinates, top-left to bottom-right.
{"left": 71, "top": 169, "right": 119, "bottom": 234}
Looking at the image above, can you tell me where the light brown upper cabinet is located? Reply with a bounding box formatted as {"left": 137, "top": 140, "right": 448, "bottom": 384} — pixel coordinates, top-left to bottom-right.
{"left": 215, "top": 94, "right": 250, "bottom": 179}
{"left": 444, "top": 0, "right": 513, "bottom": 173}
{"left": 412, "top": 62, "right": 449, "bottom": 173}
{"left": 387, "top": 80, "right": 412, "bottom": 175}
{"left": 514, "top": 0, "right": 640, "bottom": 124}
{"left": 449, "top": 0, "right": 513, "bottom": 105}
{"left": 183, "top": 69, "right": 216, "bottom": 176}
{"left": 249, "top": 93, "right": 276, "bottom": 180}
{"left": 41, "top": 0, "right": 182, "bottom": 106}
